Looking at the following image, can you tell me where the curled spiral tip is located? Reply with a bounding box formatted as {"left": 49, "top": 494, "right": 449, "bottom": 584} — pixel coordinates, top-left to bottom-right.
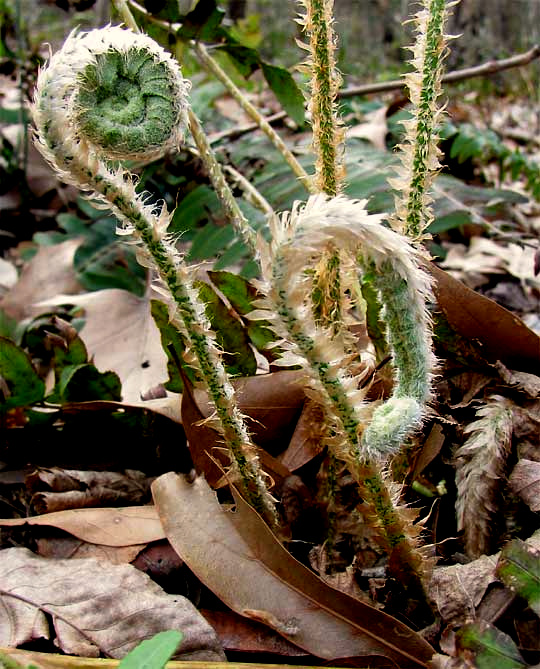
{"left": 33, "top": 25, "right": 190, "bottom": 163}
{"left": 361, "top": 397, "right": 423, "bottom": 460}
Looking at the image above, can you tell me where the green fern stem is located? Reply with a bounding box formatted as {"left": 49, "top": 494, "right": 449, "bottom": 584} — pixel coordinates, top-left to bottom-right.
{"left": 405, "top": 0, "right": 447, "bottom": 238}
{"left": 188, "top": 109, "right": 258, "bottom": 252}
{"left": 301, "top": 0, "right": 344, "bottom": 196}
{"left": 270, "top": 248, "right": 431, "bottom": 610}
{"left": 32, "top": 26, "right": 276, "bottom": 523}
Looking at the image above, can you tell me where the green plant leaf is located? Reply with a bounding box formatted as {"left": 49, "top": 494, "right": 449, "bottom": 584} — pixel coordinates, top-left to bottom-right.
{"left": 196, "top": 281, "right": 257, "bottom": 377}
{"left": 169, "top": 185, "right": 222, "bottom": 234}
{"left": 52, "top": 363, "right": 122, "bottom": 402}
{"left": 150, "top": 299, "right": 196, "bottom": 393}
{"left": 261, "top": 62, "right": 305, "bottom": 126}
{"left": 207, "top": 270, "right": 278, "bottom": 358}
{"left": 74, "top": 219, "right": 146, "bottom": 296}
{"left": 188, "top": 223, "right": 236, "bottom": 261}
{"left": 175, "top": 0, "right": 225, "bottom": 42}
{"left": 207, "top": 269, "right": 256, "bottom": 315}
{"left": 496, "top": 539, "right": 540, "bottom": 615}
{"left": 456, "top": 621, "right": 528, "bottom": 669}
{"left": 117, "top": 630, "right": 183, "bottom": 669}
{"left": 0, "top": 337, "right": 45, "bottom": 411}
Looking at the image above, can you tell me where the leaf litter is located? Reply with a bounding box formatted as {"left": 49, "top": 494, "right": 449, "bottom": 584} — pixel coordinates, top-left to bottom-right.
{"left": 1, "top": 26, "right": 540, "bottom": 669}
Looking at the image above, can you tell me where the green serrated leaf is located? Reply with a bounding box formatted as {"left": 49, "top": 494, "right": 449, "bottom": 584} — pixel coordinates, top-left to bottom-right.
{"left": 456, "top": 622, "right": 528, "bottom": 669}
{"left": 196, "top": 281, "right": 256, "bottom": 377}
{"left": 0, "top": 337, "right": 45, "bottom": 411}
{"left": 261, "top": 62, "right": 305, "bottom": 126}
{"left": 118, "top": 630, "right": 183, "bottom": 669}
{"left": 497, "top": 539, "right": 540, "bottom": 615}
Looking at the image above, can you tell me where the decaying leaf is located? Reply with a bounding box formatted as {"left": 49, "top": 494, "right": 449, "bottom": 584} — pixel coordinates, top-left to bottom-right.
{"left": 509, "top": 459, "right": 540, "bottom": 512}
{"left": 0, "top": 547, "right": 224, "bottom": 660}
{"left": 429, "top": 554, "right": 499, "bottom": 627}
{"left": 430, "top": 264, "right": 540, "bottom": 375}
{"left": 181, "top": 371, "right": 293, "bottom": 489}
{"left": 0, "top": 240, "right": 83, "bottom": 321}
{"left": 0, "top": 506, "right": 164, "bottom": 547}
{"left": 455, "top": 396, "right": 515, "bottom": 558}
{"left": 38, "top": 289, "right": 168, "bottom": 402}
{"left": 193, "top": 369, "right": 306, "bottom": 451}
{"left": 27, "top": 468, "right": 149, "bottom": 514}
{"left": 152, "top": 472, "right": 434, "bottom": 667}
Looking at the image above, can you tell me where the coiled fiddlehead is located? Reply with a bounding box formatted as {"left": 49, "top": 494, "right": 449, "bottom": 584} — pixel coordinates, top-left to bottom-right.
{"left": 32, "top": 26, "right": 277, "bottom": 523}
{"left": 257, "top": 194, "right": 435, "bottom": 462}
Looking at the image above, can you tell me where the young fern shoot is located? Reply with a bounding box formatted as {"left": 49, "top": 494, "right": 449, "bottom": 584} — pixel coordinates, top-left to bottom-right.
{"left": 31, "top": 26, "right": 277, "bottom": 523}
{"left": 390, "top": 0, "right": 453, "bottom": 241}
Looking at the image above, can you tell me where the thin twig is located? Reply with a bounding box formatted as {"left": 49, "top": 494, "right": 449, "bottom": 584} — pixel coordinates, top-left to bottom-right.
{"left": 209, "top": 45, "right": 540, "bottom": 143}
{"left": 341, "top": 44, "right": 540, "bottom": 98}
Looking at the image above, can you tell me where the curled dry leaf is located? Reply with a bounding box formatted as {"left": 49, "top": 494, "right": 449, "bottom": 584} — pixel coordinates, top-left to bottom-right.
{"left": 152, "top": 472, "right": 434, "bottom": 668}
{"left": 0, "top": 547, "right": 224, "bottom": 660}
{"left": 0, "top": 506, "right": 164, "bottom": 546}
{"left": 27, "top": 468, "right": 149, "bottom": 514}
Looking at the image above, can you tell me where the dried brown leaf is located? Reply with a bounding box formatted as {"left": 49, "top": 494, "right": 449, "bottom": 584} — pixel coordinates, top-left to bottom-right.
{"left": 36, "top": 536, "right": 144, "bottom": 565}
{"left": 152, "top": 472, "right": 434, "bottom": 667}
{"left": 194, "top": 369, "right": 306, "bottom": 450}
{"left": 27, "top": 468, "right": 149, "bottom": 514}
{"left": 182, "top": 371, "right": 294, "bottom": 489}
{"left": 0, "top": 240, "right": 82, "bottom": 321}
{"left": 38, "top": 289, "right": 168, "bottom": 402}
{"left": 278, "top": 399, "right": 325, "bottom": 471}
{"left": 509, "top": 459, "right": 540, "bottom": 512}
{"left": 428, "top": 554, "right": 499, "bottom": 627}
{"left": 430, "top": 264, "right": 540, "bottom": 375}
{"left": 455, "top": 396, "right": 515, "bottom": 558}
{"left": 201, "top": 608, "right": 309, "bottom": 657}
{"left": 0, "top": 547, "right": 224, "bottom": 660}
{"left": 0, "top": 506, "right": 164, "bottom": 546}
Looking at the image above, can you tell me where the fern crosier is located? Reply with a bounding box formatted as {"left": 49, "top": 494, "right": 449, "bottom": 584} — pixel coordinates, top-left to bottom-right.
{"left": 31, "top": 26, "right": 276, "bottom": 522}
{"left": 389, "top": 0, "right": 452, "bottom": 241}
{"left": 255, "top": 194, "right": 435, "bottom": 461}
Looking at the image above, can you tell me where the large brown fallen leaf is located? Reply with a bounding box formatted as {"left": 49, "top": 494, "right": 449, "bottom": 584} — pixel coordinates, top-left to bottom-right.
{"left": 38, "top": 289, "right": 168, "bottom": 402}
{"left": 0, "top": 547, "right": 224, "bottom": 660}
{"left": 193, "top": 369, "right": 306, "bottom": 450}
{"left": 152, "top": 473, "right": 434, "bottom": 668}
{"left": 430, "top": 264, "right": 540, "bottom": 375}
{"left": 0, "top": 507, "right": 164, "bottom": 546}
{"left": 181, "top": 371, "right": 293, "bottom": 489}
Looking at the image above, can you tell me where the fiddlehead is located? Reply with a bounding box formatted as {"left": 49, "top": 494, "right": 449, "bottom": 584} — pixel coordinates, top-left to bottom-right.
{"left": 32, "top": 26, "right": 277, "bottom": 523}
{"left": 258, "top": 194, "right": 435, "bottom": 462}
{"left": 254, "top": 194, "right": 435, "bottom": 604}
